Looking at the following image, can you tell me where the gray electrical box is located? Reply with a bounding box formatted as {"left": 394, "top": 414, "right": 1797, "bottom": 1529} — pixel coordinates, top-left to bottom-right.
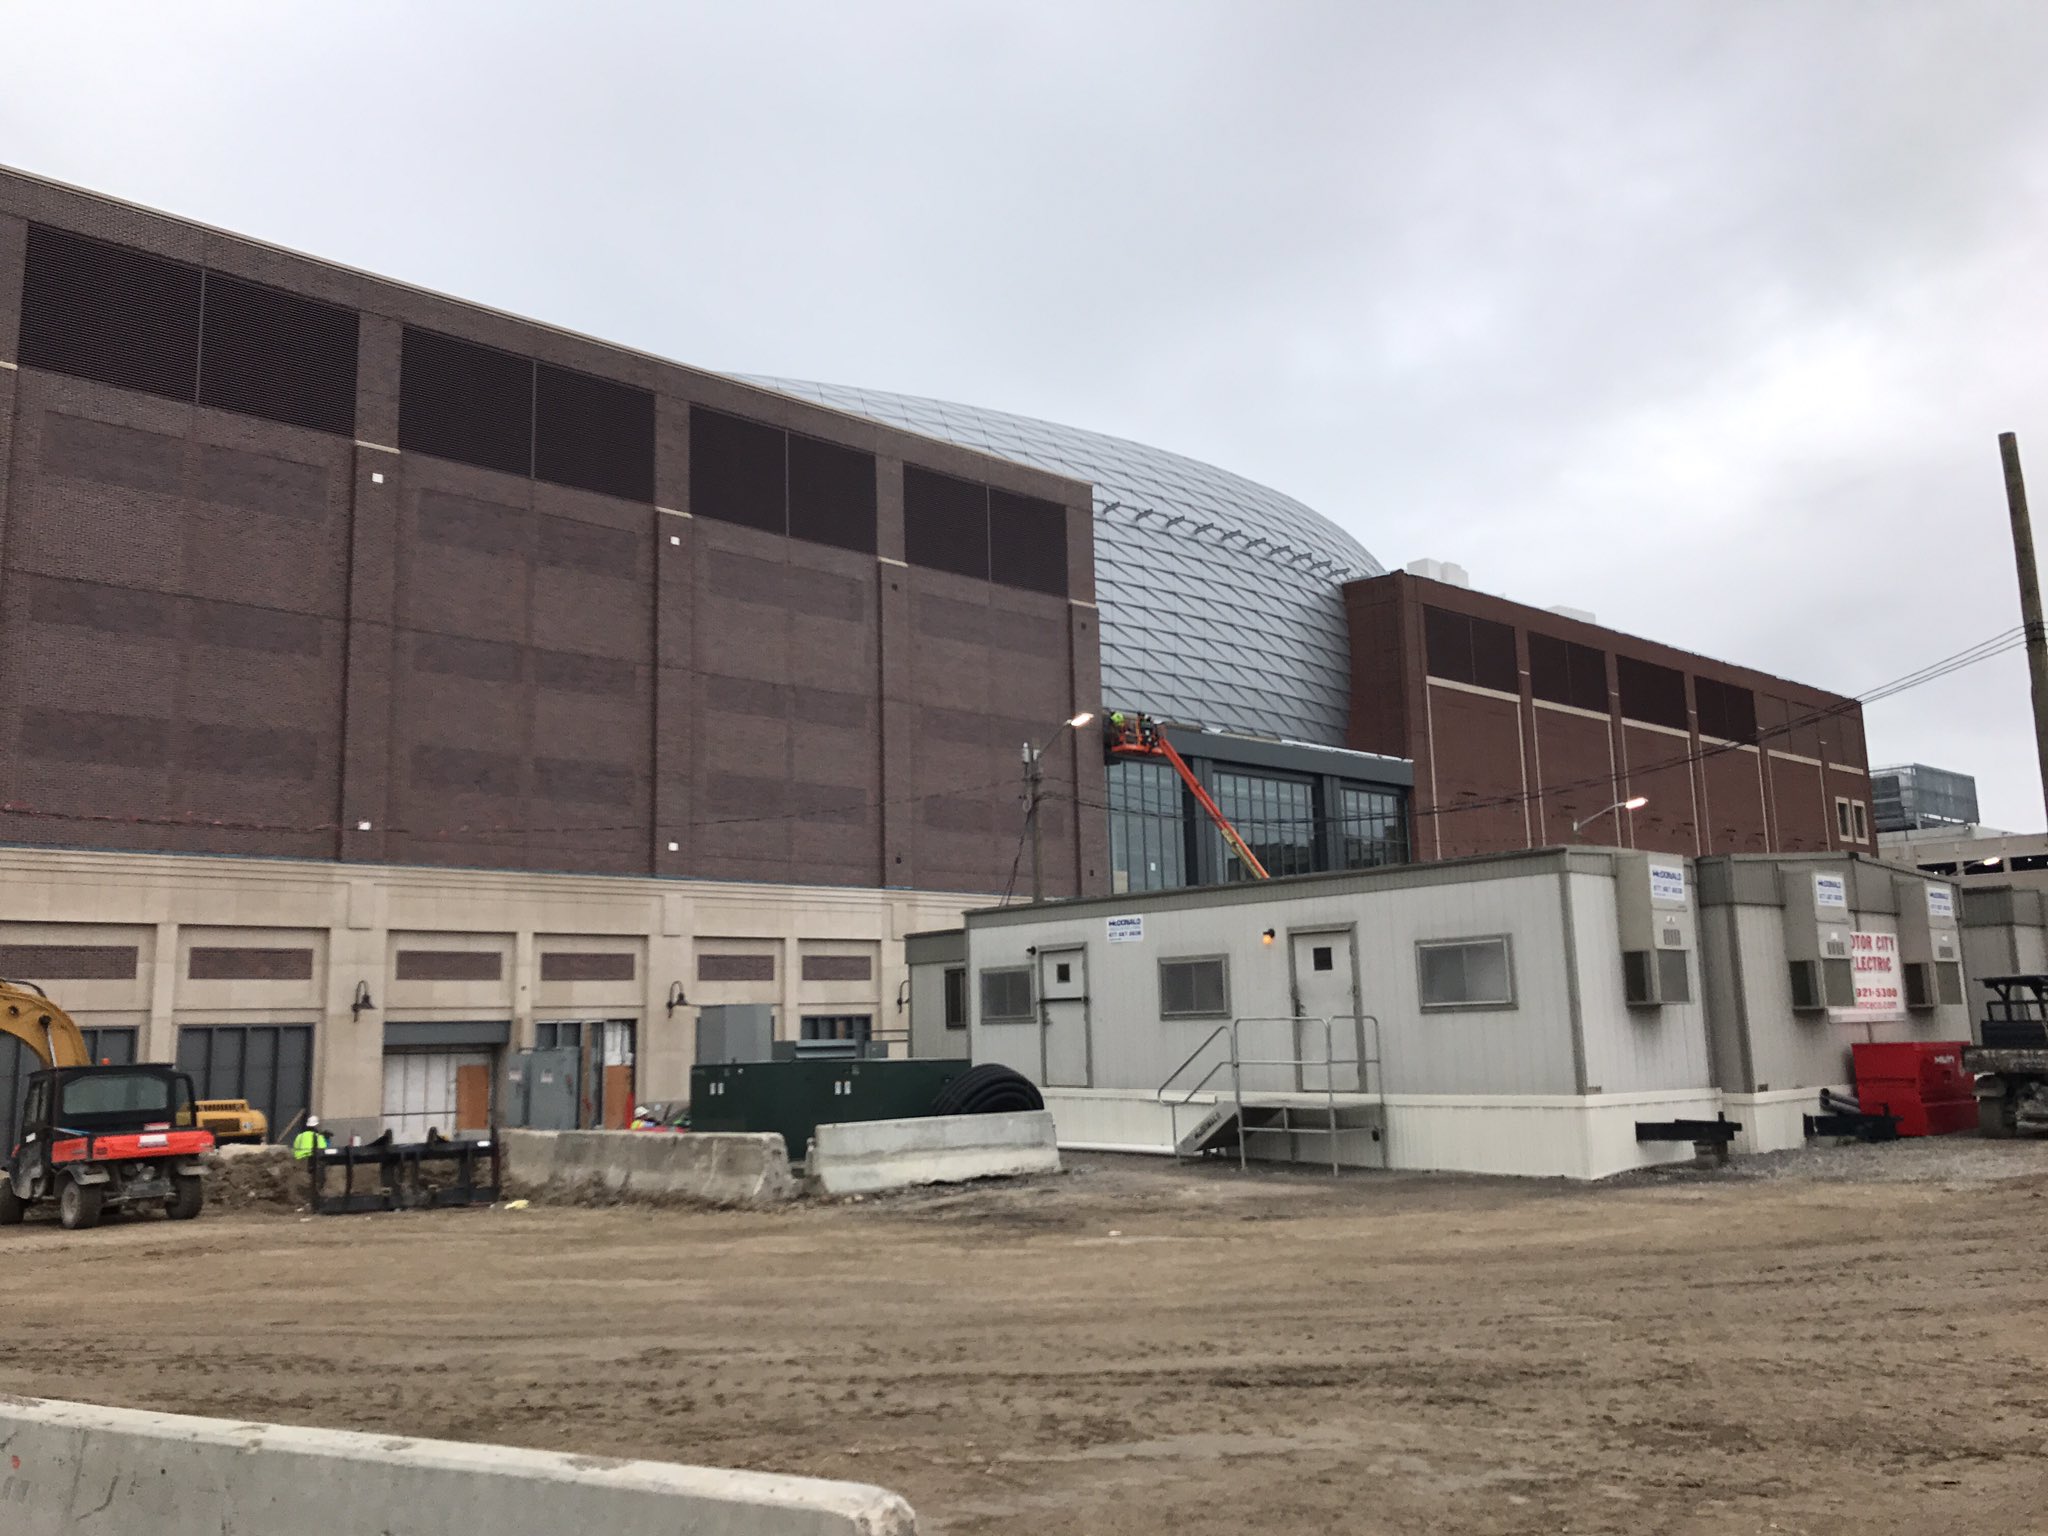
{"left": 696, "top": 1004, "right": 775, "bottom": 1066}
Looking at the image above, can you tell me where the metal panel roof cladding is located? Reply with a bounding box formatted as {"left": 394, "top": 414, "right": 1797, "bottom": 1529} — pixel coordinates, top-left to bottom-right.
{"left": 747, "top": 380, "right": 1382, "bottom": 746}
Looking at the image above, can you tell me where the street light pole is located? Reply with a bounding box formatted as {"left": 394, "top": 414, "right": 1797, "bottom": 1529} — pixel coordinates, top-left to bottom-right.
{"left": 1022, "top": 713, "right": 1095, "bottom": 904}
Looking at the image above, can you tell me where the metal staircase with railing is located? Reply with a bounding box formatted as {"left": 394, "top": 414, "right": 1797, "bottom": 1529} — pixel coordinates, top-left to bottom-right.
{"left": 1157, "top": 1015, "right": 1385, "bottom": 1174}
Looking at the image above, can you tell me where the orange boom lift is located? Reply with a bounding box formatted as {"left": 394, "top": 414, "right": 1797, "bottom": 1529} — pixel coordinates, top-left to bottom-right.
{"left": 1106, "top": 714, "right": 1271, "bottom": 880}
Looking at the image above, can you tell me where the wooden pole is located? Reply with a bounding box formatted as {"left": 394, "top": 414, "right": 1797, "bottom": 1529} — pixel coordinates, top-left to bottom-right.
{"left": 1999, "top": 432, "right": 2048, "bottom": 827}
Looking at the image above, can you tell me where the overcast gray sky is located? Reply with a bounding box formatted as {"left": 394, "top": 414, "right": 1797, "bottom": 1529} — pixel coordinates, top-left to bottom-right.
{"left": 8, "top": 1, "right": 2047, "bottom": 827}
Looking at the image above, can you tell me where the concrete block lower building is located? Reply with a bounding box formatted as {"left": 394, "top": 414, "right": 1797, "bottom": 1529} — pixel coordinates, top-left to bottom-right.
{"left": 0, "top": 844, "right": 985, "bottom": 1151}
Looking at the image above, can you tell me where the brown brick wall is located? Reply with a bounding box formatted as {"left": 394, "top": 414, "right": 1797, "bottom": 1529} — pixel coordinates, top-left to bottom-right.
{"left": 0, "top": 170, "right": 1102, "bottom": 897}
{"left": 1350, "top": 571, "right": 1877, "bottom": 861}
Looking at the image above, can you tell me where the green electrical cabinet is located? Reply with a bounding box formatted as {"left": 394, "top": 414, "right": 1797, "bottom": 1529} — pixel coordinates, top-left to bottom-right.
{"left": 689, "top": 1059, "right": 970, "bottom": 1162}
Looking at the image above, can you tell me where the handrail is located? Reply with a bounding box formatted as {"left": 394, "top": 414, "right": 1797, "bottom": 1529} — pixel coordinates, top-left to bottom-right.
{"left": 1157, "top": 1023, "right": 1236, "bottom": 1108}
{"left": 1154, "top": 1014, "right": 1382, "bottom": 1174}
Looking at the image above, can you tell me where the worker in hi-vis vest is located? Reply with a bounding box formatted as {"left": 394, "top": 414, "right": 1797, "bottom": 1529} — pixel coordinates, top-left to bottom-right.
{"left": 292, "top": 1115, "right": 332, "bottom": 1160}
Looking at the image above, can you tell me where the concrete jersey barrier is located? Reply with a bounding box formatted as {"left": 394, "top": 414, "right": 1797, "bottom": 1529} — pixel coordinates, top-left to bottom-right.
{"left": 809, "top": 1110, "right": 1060, "bottom": 1196}
{"left": 0, "top": 1394, "right": 916, "bottom": 1536}
{"left": 501, "top": 1128, "right": 798, "bottom": 1206}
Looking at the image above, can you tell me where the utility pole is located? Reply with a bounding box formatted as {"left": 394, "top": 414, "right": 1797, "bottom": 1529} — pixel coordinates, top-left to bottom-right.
{"left": 2000, "top": 432, "right": 2048, "bottom": 828}
{"left": 1023, "top": 741, "right": 1045, "bottom": 905}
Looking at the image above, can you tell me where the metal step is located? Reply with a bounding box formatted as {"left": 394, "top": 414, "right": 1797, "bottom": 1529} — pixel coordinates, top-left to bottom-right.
{"left": 1173, "top": 1096, "right": 1387, "bottom": 1170}
{"left": 1173, "top": 1101, "right": 1243, "bottom": 1159}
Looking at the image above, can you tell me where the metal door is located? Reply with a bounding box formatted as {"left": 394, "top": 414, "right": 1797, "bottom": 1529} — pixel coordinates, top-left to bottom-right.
{"left": 1038, "top": 947, "right": 1091, "bottom": 1088}
{"left": 1290, "top": 929, "right": 1360, "bottom": 1092}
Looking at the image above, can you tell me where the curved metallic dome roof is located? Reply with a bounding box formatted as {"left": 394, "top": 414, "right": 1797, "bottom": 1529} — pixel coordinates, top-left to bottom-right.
{"left": 748, "top": 380, "right": 1383, "bottom": 745}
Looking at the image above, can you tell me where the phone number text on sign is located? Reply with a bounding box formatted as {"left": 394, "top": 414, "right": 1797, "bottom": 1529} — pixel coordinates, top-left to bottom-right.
{"left": 1835, "top": 931, "right": 1904, "bottom": 1022}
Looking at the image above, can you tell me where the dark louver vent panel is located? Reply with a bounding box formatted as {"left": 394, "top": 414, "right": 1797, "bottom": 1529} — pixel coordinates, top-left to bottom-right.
{"left": 1618, "top": 656, "right": 1690, "bottom": 732}
{"left": 903, "top": 465, "right": 989, "bottom": 580}
{"left": 1423, "top": 605, "right": 1517, "bottom": 694}
{"left": 989, "top": 489, "right": 1068, "bottom": 596}
{"left": 197, "top": 272, "right": 359, "bottom": 435}
{"left": 1529, "top": 632, "right": 1609, "bottom": 713}
{"left": 690, "top": 408, "right": 786, "bottom": 533}
{"left": 1694, "top": 675, "right": 1758, "bottom": 743}
{"left": 788, "top": 432, "right": 877, "bottom": 554}
{"left": 534, "top": 363, "right": 655, "bottom": 502}
{"left": 19, "top": 225, "right": 202, "bottom": 402}
{"left": 398, "top": 327, "right": 533, "bottom": 478}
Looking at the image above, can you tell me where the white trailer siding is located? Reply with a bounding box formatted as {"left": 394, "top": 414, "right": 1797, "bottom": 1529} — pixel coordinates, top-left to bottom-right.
{"left": 970, "top": 868, "right": 1591, "bottom": 1100}
{"left": 1567, "top": 869, "right": 1712, "bottom": 1095}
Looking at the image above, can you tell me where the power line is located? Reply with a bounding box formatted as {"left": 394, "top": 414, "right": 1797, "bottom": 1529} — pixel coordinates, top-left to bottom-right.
{"left": 1062, "top": 625, "right": 2029, "bottom": 830}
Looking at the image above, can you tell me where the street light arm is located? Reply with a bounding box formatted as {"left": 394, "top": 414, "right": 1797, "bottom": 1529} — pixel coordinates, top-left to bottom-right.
{"left": 1572, "top": 795, "right": 1648, "bottom": 836}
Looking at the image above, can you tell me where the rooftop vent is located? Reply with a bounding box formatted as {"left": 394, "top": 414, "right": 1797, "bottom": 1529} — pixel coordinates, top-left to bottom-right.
{"left": 1405, "top": 558, "right": 1469, "bottom": 588}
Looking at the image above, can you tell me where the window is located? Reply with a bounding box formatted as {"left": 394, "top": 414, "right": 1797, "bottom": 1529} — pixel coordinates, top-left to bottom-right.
{"left": 801, "top": 1015, "right": 872, "bottom": 1042}
{"left": 1416, "top": 937, "right": 1515, "bottom": 1009}
{"left": 980, "top": 967, "right": 1034, "bottom": 1022}
{"left": 1109, "top": 757, "right": 1187, "bottom": 892}
{"left": 1312, "top": 945, "right": 1334, "bottom": 973}
{"left": 943, "top": 967, "right": 967, "bottom": 1031}
{"left": 1835, "top": 798, "right": 1855, "bottom": 840}
{"left": 1159, "top": 957, "right": 1229, "bottom": 1019}
{"left": 1336, "top": 784, "right": 1407, "bottom": 869}
{"left": 1214, "top": 770, "right": 1314, "bottom": 880}
{"left": 1851, "top": 801, "right": 1869, "bottom": 842}
{"left": 1055, "top": 961, "right": 1071, "bottom": 984}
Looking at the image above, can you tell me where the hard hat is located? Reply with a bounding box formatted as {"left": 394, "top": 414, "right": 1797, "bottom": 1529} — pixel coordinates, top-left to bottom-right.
{"left": 635, "top": 1106, "right": 650, "bottom": 1119}
{"left": 305, "top": 1115, "right": 321, "bottom": 1129}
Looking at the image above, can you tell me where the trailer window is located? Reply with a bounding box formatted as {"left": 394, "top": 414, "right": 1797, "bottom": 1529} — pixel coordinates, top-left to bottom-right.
{"left": 943, "top": 967, "right": 968, "bottom": 1030}
{"left": 1159, "top": 957, "right": 1229, "bottom": 1019}
{"left": 1416, "top": 937, "right": 1516, "bottom": 1010}
{"left": 980, "top": 968, "right": 1034, "bottom": 1022}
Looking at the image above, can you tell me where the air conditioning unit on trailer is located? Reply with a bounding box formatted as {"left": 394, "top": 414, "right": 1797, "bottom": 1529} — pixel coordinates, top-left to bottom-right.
{"left": 1782, "top": 866, "right": 1855, "bottom": 1012}
{"left": 1617, "top": 853, "right": 1694, "bottom": 1008}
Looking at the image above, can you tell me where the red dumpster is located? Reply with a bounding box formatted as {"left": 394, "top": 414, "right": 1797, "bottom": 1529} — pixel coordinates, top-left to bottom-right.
{"left": 1851, "top": 1041, "right": 1975, "bottom": 1137}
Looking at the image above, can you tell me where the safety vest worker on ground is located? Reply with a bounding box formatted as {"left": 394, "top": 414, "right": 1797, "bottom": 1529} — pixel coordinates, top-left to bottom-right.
{"left": 630, "top": 1106, "right": 659, "bottom": 1130}
{"left": 292, "top": 1116, "right": 332, "bottom": 1160}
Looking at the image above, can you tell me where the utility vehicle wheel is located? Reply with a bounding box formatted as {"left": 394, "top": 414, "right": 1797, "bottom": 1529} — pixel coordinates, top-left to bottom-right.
{"left": 167, "top": 1174, "right": 204, "bottom": 1221}
{"left": 0, "top": 1179, "right": 22, "bottom": 1226}
{"left": 58, "top": 1175, "right": 104, "bottom": 1231}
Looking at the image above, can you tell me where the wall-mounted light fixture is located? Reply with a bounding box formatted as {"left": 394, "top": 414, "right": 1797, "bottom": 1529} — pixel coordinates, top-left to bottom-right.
{"left": 896, "top": 978, "right": 911, "bottom": 1014}
{"left": 1261, "top": 928, "right": 1276, "bottom": 946}
{"left": 665, "top": 981, "right": 688, "bottom": 1017}
{"left": 351, "top": 981, "right": 376, "bottom": 1021}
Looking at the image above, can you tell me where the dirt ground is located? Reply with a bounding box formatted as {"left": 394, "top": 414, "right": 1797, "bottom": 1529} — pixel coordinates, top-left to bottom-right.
{"left": 5, "top": 1144, "right": 2048, "bottom": 1535}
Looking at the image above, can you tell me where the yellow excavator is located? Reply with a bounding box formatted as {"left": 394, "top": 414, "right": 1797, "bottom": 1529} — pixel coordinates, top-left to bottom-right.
{"left": 1, "top": 978, "right": 90, "bottom": 1069}
{"left": 2, "top": 979, "right": 216, "bottom": 1228}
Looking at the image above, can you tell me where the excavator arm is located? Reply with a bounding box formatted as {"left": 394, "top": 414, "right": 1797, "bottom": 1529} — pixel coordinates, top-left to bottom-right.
{"left": 0, "top": 980, "right": 91, "bottom": 1068}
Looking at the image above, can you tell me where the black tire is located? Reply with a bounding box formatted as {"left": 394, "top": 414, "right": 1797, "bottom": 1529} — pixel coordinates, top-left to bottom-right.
{"left": 58, "top": 1175, "right": 103, "bottom": 1231}
{"left": 166, "top": 1173, "right": 204, "bottom": 1221}
{"left": 0, "top": 1178, "right": 22, "bottom": 1226}
{"left": 930, "top": 1064, "right": 1045, "bottom": 1118}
